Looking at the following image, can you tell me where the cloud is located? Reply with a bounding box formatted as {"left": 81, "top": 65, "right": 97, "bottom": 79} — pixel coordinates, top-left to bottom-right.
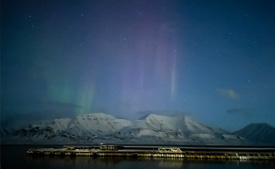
{"left": 226, "top": 108, "right": 255, "bottom": 118}
{"left": 217, "top": 88, "right": 240, "bottom": 99}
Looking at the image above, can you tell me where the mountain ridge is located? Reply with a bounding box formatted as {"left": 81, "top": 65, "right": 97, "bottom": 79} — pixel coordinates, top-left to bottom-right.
{"left": 234, "top": 123, "right": 275, "bottom": 145}
{"left": 1, "top": 113, "right": 273, "bottom": 145}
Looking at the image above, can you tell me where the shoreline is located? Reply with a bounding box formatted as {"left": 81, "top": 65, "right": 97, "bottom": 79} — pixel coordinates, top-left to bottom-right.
{"left": 26, "top": 145, "right": 275, "bottom": 160}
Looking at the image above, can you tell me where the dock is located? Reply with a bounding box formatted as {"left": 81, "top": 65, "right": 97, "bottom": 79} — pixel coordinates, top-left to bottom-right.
{"left": 26, "top": 145, "right": 275, "bottom": 160}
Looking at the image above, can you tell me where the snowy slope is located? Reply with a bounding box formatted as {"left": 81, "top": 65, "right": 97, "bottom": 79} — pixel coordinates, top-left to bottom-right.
{"left": 2, "top": 113, "right": 247, "bottom": 145}
{"left": 73, "top": 113, "right": 132, "bottom": 132}
{"left": 119, "top": 114, "right": 185, "bottom": 143}
{"left": 6, "top": 113, "right": 132, "bottom": 144}
{"left": 119, "top": 114, "right": 243, "bottom": 144}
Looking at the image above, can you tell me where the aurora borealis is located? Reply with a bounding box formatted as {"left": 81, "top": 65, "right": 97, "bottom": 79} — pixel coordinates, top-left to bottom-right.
{"left": 1, "top": 0, "right": 275, "bottom": 130}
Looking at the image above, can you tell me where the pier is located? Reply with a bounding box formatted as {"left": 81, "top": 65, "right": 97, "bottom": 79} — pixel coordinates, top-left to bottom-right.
{"left": 26, "top": 145, "right": 275, "bottom": 160}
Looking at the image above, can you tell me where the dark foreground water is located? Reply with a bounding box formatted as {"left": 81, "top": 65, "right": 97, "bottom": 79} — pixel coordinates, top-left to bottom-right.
{"left": 1, "top": 145, "right": 275, "bottom": 169}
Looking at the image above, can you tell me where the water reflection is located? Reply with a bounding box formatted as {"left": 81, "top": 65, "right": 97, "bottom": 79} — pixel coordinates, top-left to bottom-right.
{"left": 158, "top": 159, "right": 183, "bottom": 168}
{"left": 24, "top": 155, "right": 275, "bottom": 169}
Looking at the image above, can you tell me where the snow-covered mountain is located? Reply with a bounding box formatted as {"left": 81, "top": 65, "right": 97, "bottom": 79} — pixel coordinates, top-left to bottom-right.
{"left": 119, "top": 114, "right": 242, "bottom": 144}
{"left": 0, "top": 113, "right": 251, "bottom": 145}
{"left": 234, "top": 123, "right": 275, "bottom": 145}
{"left": 2, "top": 113, "right": 132, "bottom": 144}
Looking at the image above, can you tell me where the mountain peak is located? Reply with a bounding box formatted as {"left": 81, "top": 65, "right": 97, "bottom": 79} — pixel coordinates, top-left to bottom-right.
{"left": 3, "top": 112, "right": 274, "bottom": 145}
{"left": 138, "top": 113, "right": 152, "bottom": 120}
{"left": 234, "top": 123, "right": 275, "bottom": 145}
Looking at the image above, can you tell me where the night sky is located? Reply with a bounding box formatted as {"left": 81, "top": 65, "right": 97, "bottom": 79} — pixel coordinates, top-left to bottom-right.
{"left": 1, "top": 0, "right": 275, "bottom": 131}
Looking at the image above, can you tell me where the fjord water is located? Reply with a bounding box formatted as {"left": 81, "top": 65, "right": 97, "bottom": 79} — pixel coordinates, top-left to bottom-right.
{"left": 1, "top": 145, "right": 275, "bottom": 169}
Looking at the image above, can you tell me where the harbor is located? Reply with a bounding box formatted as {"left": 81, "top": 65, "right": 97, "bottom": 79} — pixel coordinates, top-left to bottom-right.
{"left": 26, "top": 145, "right": 275, "bottom": 160}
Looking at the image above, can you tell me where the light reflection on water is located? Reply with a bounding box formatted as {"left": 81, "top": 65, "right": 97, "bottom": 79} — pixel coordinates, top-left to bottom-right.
{"left": 1, "top": 145, "right": 275, "bottom": 169}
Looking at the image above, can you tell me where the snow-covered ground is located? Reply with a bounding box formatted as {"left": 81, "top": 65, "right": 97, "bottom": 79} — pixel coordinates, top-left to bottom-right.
{"left": 1, "top": 113, "right": 271, "bottom": 145}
